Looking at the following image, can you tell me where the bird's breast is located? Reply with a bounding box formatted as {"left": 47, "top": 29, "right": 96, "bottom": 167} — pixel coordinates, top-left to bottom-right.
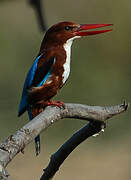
{"left": 62, "top": 39, "right": 72, "bottom": 84}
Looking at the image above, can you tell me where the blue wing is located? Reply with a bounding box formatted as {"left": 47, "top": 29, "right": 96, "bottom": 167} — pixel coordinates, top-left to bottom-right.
{"left": 18, "top": 54, "right": 55, "bottom": 117}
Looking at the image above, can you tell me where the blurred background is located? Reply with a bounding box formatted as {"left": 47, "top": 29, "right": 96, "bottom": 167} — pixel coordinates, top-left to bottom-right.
{"left": 0, "top": 0, "right": 130, "bottom": 179}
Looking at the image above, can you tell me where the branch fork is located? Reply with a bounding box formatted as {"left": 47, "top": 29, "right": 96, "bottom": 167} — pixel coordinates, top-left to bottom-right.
{"left": 0, "top": 101, "right": 129, "bottom": 180}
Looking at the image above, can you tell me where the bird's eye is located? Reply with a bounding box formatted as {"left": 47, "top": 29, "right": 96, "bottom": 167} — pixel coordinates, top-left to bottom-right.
{"left": 65, "top": 26, "right": 73, "bottom": 31}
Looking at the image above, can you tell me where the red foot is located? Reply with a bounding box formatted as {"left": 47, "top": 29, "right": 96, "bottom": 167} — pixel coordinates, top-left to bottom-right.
{"left": 45, "top": 101, "right": 65, "bottom": 108}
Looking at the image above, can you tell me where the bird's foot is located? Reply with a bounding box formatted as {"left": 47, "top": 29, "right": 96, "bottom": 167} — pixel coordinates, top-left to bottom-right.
{"left": 45, "top": 100, "right": 65, "bottom": 108}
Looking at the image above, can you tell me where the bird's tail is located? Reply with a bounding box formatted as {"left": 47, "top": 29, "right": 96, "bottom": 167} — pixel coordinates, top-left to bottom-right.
{"left": 28, "top": 106, "right": 40, "bottom": 156}
{"left": 35, "top": 135, "right": 40, "bottom": 156}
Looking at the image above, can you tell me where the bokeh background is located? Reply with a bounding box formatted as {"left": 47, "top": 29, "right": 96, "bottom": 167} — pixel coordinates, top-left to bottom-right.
{"left": 0, "top": 0, "right": 130, "bottom": 179}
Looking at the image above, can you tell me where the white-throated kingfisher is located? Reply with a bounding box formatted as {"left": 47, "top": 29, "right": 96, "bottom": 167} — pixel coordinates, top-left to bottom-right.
{"left": 18, "top": 21, "right": 112, "bottom": 155}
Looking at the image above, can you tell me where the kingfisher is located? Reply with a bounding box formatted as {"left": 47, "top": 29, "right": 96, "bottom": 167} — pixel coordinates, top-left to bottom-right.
{"left": 18, "top": 21, "right": 112, "bottom": 155}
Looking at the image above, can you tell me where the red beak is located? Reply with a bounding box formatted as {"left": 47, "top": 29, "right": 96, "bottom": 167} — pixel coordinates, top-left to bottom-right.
{"left": 74, "top": 24, "right": 113, "bottom": 36}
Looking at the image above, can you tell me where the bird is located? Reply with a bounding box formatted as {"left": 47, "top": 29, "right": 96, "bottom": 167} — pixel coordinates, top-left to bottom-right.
{"left": 18, "top": 21, "right": 112, "bottom": 155}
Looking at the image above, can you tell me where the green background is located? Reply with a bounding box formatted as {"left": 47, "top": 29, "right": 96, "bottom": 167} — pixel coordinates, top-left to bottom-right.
{"left": 0, "top": 0, "right": 130, "bottom": 179}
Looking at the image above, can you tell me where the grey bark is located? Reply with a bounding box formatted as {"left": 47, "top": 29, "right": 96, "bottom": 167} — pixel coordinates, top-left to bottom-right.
{"left": 0, "top": 102, "right": 129, "bottom": 179}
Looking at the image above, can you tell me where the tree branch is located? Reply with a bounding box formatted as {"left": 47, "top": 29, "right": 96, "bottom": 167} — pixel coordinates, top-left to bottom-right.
{"left": 0, "top": 102, "right": 129, "bottom": 179}
{"left": 29, "top": 0, "right": 47, "bottom": 32}
{"left": 40, "top": 121, "right": 104, "bottom": 180}
{"left": 39, "top": 101, "right": 129, "bottom": 180}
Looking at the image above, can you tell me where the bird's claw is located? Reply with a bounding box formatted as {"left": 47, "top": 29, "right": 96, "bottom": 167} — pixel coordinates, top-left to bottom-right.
{"left": 55, "top": 101, "right": 65, "bottom": 108}
{"left": 45, "top": 101, "right": 65, "bottom": 109}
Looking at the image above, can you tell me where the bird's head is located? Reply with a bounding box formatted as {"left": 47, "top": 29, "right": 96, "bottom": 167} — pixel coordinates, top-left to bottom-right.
{"left": 41, "top": 21, "right": 113, "bottom": 49}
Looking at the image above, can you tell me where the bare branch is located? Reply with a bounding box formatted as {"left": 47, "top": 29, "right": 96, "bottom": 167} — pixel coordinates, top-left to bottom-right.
{"left": 0, "top": 102, "right": 128, "bottom": 179}
{"left": 39, "top": 101, "right": 129, "bottom": 180}
{"left": 40, "top": 121, "right": 104, "bottom": 180}
{"left": 29, "top": 0, "right": 47, "bottom": 31}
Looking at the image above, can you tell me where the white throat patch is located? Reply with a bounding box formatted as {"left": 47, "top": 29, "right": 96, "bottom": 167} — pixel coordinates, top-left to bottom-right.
{"left": 62, "top": 36, "right": 80, "bottom": 84}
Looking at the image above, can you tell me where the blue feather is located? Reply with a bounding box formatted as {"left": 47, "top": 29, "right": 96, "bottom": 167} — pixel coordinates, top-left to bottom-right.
{"left": 27, "top": 106, "right": 33, "bottom": 120}
{"left": 18, "top": 54, "right": 42, "bottom": 116}
{"left": 38, "top": 71, "right": 51, "bottom": 86}
{"left": 24, "top": 54, "right": 42, "bottom": 88}
{"left": 18, "top": 55, "right": 55, "bottom": 117}
{"left": 18, "top": 54, "right": 55, "bottom": 156}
